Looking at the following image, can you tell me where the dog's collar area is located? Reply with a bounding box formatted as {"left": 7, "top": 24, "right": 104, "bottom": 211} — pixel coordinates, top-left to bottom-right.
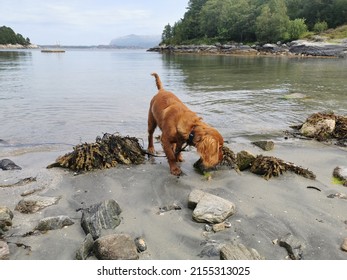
{"left": 187, "top": 130, "right": 195, "bottom": 146}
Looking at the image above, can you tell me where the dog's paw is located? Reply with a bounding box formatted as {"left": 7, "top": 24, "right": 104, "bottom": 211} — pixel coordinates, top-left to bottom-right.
{"left": 170, "top": 166, "right": 182, "bottom": 176}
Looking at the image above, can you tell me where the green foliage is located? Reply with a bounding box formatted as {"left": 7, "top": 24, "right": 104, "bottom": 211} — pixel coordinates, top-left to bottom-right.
{"left": 0, "top": 26, "right": 31, "bottom": 46}
{"left": 288, "top": 18, "right": 308, "bottom": 40}
{"left": 313, "top": 21, "right": 329, "bottom": 33}
{"left": 161, "top": 0, "right": 347, "bottom": 45}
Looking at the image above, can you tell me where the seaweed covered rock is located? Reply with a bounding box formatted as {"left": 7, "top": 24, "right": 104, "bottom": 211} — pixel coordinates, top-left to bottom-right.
{"left": 295, "top": 112, "right": 347, "bottom": 145}
{"left": 47, "top": 133, "right": 145, "bottom": 171}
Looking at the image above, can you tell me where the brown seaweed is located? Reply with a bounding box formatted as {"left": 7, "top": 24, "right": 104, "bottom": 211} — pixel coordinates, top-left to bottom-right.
{"left": 47, "top": 133, "right": 145, "bottom": 172}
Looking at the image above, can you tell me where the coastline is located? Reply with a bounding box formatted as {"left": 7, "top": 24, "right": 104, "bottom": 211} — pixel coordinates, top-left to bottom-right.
{"left": 0, "top": 44, "right": 39, "bottom": 49}
{"left": 148, "top": 39, "right": 347, "bottom": 58}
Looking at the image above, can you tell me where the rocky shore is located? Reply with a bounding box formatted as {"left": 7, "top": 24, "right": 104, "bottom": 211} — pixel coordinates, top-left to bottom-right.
{"left": 148, "top": 39, "right": 347, "bottom": 58}
{"left": 0, "top": 44, "right": 39, "bottom": 49}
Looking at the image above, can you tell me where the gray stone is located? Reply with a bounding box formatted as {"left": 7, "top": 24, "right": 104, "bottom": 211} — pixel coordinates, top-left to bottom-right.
{"left": 189, "top": 189, "right": 236, "bottom": 224}
{"left": 300, "top": 118, "right": 335, "bottom": 138}
{"left": 15, "top": 196, "right": 61, "bottom": 214}
{"left": 252, "top": 140, "right": 275, "bottom": 151}
{"left": 93, "top": 234, "right": 139, "bottom": 260}
{"left": 134, "top": 237, "right": 147, "bottom": 252}
{"left": 278, "top": 233, "right": 305, "bottom": 260}
{"left": 333, "top": 166, "right": 347, "bottom": 186}
{"left": 0, "top": 206, "right": 13, "bottom": 233}
{"left": 0, "top": 241, "right": 10, "bottom": 260}
{"left": 236, "top": 150, "right": 255, "bottom": 171}
{"left": 81, "top": 199, "right": 122, "bottom": 239}
{"left": 35, "top": 215, "right": 74, "bottom": 231}
{"left": 0, "top": 158, "right": 21, "bottom": 170}
{"left": 220, "top": 243, "right": 265, "bottom": 260}
{"left": 76, "top": 233, "right": 94, "bottom": 260}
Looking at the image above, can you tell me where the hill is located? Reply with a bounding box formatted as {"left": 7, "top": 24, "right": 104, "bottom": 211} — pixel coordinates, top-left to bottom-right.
{"left": 109, "top": 34, "right": 161, "bottom": 48}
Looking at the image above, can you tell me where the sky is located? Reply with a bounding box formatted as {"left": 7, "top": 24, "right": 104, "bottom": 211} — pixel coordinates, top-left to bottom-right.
{"left": 2, "top": 0, "right": 189, "bottom": 46}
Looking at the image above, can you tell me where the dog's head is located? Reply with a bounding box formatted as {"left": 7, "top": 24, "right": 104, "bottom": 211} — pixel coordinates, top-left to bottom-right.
{"left": 194, "top": 125, "right": 224, "bottom": 169}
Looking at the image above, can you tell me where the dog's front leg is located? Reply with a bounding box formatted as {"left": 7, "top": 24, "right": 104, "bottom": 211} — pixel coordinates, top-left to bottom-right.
{"left": 162, "top": 136, "right": 182, "bottom": 176}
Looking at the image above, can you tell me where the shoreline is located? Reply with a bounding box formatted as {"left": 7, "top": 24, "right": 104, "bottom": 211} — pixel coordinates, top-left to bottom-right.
{"left": 147, "top": 40, "right": 347, "bottom": 58}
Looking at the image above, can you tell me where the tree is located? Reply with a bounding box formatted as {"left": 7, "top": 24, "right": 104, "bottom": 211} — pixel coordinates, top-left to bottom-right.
{"left": 162, "top": 24, "right": 173, "bottom": 44}
{"left": 255, "top": 0, "right": 290, "bottom": 43}
{"left": 288, "top": 18, "right": 308, "bottom": 40}
{"left": 0, "top": 26, "right": 31, "bottom": 45}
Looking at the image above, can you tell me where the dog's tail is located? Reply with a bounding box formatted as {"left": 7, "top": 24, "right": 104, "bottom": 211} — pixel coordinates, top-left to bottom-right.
{"left": 151, "top": 72, "right": 164, "bottom": 90}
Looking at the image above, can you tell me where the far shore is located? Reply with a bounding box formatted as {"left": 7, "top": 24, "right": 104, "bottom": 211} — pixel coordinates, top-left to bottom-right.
{"left": 147, "top": 39, "right": 347, "bottom": 58}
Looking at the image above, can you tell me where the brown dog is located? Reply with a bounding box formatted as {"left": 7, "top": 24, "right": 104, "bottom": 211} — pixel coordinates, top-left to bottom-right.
{"left": 147, "top": 73, "right": 224, "bottom": 176}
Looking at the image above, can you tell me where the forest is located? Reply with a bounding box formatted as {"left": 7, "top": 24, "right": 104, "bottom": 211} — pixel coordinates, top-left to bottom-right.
{"left": 161, "top": 0, "right": 347, "bottom": 44}
{"left": 0, "top": 26, "right": 31, "bottom": 46}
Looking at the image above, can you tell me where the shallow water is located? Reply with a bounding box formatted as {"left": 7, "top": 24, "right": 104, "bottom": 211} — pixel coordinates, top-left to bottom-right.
{"left": 1, "top": 49, "right": 346, "bottom": 155}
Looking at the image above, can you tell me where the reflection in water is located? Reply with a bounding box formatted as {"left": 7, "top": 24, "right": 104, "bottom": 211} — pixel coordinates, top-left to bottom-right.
{"left": 160, "top": 54, "right": 347, "bottom": 140}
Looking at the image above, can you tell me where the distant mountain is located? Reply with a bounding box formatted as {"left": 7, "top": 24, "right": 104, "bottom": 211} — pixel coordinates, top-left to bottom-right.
{"left": 109, "top": 34, "right": 161, "bottom": 48}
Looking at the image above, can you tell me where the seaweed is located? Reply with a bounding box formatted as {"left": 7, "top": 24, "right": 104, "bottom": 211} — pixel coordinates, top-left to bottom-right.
{"left": 47, "top": 133, "right": 145, "bottom": 172}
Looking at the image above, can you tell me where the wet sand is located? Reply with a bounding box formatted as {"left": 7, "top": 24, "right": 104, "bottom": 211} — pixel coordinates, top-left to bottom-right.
{"left": 1, "top": 136, "right": 347, "bottom": 260}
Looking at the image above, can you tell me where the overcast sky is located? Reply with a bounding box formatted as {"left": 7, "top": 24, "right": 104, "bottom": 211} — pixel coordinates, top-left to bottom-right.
{"left": 2, "top": 0, "right": 188, "bottom": 45}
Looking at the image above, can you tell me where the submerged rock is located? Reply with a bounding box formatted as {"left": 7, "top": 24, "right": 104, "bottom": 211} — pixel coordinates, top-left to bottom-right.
{"left": 188, "top": 189, "right": 236, "bottom": 224}
{"left": 93, "top": 234, "right": 139, "bottom": 260}
{"left": 220, "top": 242, "right": 265, "bottom": 260}
{"left": 81, "top": 199, "right": 122, "bottom": 239}
{"left": 134, "top": 237, "right": 147, "bottom": 252}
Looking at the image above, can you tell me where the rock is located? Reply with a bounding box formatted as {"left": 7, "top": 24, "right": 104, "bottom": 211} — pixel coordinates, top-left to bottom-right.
{"left": 0, "top": 206, "right": 13, "bottom": 234}
{"left": 282, "top": 93, "right": 307, "bottom": 99}
{"left": 220, "top": 243, "right": 265, "bottom": 260}
{"left": 333, "top": 166, "right": 347, "bottom": 186}
{"left": 198, "top": 241, "right": 224, "bottom": 258}
{"left": 0, "top": 241, "right": 10, "bottom": 260}
{"left": 327, "top": 192, "right": 347, "bottom": 200}
{"left": 278, "top": 233, "right": 305, "bottom": 260}
{"left": 81, "top": 199, "right": 122, "bottom": 240}
{"left": 76, "top": 233, "right": 94, "bottom": 260}
{"left": 236, "top": 150, "right": 255, "bottom": 171}
{"left": 15, "top": 196, "right": 61, "bottom": 214}
{"left": 0, "top": 177, "right": 36, "bottom": 188}
{"left": 341, "top": 238, "right": 347, "bottom": 252}
{"left": 252, "top": 140, "right": 275, "bottom": 151}
{"left": 212, "top": 222, "right": 226, "bottom": 232}
{"left": 0, "top": 159, "right": 21, "bottom": 170}
{"left": 299, "top": 112, "right": 336, "bottom": 141}
{"left": 188, "top": 189, "right": 236, "bottom": 224}
{"left": 35, "top": 215, "right": 74, "bottom": 231}
{"left": 93, "top": 234, "right": 139, "bottom": 260}
{"left": 134, "top": 237, "right": 147, "bottom": 252}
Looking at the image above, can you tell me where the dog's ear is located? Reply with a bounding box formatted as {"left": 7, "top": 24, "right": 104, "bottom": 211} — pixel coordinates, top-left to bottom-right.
{"left": 195, "top": 135, "right": 220, "bottom": 168}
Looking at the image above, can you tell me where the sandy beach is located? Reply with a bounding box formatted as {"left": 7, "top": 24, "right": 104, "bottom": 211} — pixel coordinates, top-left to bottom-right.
{"left": 1, "top": 133, "right": 347, "bottom": 260}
